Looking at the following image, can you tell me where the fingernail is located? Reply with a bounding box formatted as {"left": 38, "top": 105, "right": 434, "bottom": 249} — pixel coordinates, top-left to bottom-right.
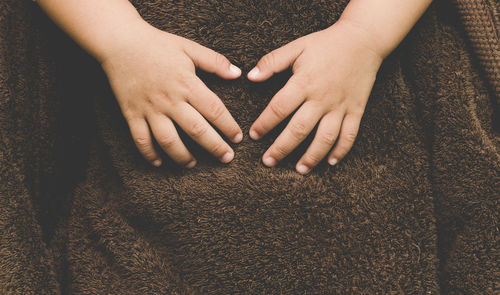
{"left": 247, "top": 67, "right": 260, "bottom": 80}
{"left": 221, "top": 151, "right": 234, "bottom": 163}
{"left": 152, "top": 159, "right": 162, "bottom": 167}
{"left": 249, "top": 129, "right": 260, "bottom": 140}
{"left": 233, "top": 132, "right": 243, "bottom": 143}
{"left": 263, "top": 156, "right": 277, "bottom": 167}
{"left": 185, "top": 159, "right": 197, "bottom": 168}
{"left": 230, "top": 64, "right": 241, "bottom": 76}
{"left": 296, "top": 164, "right": 310, "bottom": 174}
{"left": 328, "top": 158, "right": 338, "bottom": 166}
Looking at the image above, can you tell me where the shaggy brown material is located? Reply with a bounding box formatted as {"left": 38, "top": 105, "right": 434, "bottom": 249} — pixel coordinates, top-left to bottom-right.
{"left": 0, "top": 0, "right": 498, "bottom": 293}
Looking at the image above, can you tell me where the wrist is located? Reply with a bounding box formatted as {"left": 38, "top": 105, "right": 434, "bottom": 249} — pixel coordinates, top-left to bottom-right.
{"left": 36, "top": 0, "right": 154, "bottom": 65}
{"left": 94, "top": 17, "right": 155, "bottom": 65}
{"left": 325, "top": 19, "right": 386, "bottom": 66}
{"left": 334, "top": 0, "right": 433, "bottom": 60}
{"left": 332, "top": 17, "right": 393, "bottom": 60}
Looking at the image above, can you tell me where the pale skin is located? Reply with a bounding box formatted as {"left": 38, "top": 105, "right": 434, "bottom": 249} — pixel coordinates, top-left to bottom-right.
{"left": 37, "top": 0, "right": 432, "bottom": 174}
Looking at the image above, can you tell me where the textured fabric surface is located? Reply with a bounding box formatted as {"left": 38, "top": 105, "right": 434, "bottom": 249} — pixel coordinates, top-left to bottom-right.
{"left": 0, "top": 0, "right": 498, "bottom": 294}
{"left": 454, "top": 0, "right": 499, "bottom": 107}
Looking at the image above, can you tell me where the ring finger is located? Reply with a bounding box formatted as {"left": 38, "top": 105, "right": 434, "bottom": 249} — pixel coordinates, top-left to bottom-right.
{"left": 147, "top": 113, "right": 196, "bottom": 168}
{"left": 295, "top": 111, "right": 342, "bottom": 174}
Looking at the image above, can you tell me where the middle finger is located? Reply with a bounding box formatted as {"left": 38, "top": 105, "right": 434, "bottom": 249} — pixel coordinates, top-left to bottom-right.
{"left": 262, "top": 101, "right": 324, "bottom": 167}
{"left": 171, "top": 103, "right": 235, "bottom": 163}
{"left": 187, "top": 77, "right": 243, "bottom": 143}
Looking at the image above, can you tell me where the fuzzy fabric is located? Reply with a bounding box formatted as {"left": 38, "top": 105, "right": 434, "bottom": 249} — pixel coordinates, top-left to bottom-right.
{"left": 0, "top": 0, "right": 498, "bottom": 294}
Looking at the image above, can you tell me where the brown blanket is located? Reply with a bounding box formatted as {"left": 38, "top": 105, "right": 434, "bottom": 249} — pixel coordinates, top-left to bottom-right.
{"left": 1, "top": 0, "right": 498, "bottom": 293}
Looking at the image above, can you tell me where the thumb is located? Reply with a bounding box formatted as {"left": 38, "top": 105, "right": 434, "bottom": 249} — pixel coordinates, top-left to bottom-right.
{"left": 184, "top": 41, "right": 241, "bottom": 79}
{"left": 248, "top": 40, "right": 303, "bottom": 82}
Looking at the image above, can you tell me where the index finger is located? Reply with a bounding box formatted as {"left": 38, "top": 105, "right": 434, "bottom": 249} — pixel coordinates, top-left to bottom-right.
{"left": 249, "top": 76, "right": 305, "bottom": 140}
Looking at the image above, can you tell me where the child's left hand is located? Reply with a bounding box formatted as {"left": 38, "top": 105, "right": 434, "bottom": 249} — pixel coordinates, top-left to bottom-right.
{"left": 248, "top": 20, "right": 384, "bottom": 174}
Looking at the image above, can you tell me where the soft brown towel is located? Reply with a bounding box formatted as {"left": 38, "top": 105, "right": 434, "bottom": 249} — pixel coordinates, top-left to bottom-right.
{"left": 0, "top": 0, "right": 498, "bottom": 293}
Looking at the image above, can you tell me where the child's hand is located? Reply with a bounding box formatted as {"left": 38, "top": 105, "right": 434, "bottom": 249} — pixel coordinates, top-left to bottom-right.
{"left": 101, "top": 24, "right": 243, "bottom": 168}
{"left": 248, "top": 20, "right": 383, "bottom": 174}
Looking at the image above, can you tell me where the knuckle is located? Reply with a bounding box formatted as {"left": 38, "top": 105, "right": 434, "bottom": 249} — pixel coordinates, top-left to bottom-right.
{"left": 209, "top": 141, "right": 226, "bottom": 156}
{"left": 207, "top": 100, "right": 226, "bottom": 122}
{"left": 134, "top": 137, "right": 155, "bottom": 159}
{"left": 289, "top": 121, "right": 309, "bottom": 139}
{"left": 305, "top": 152, "right": 323, "bottom": 164}
{"left": 155, "top": 101, "right": 177, "bottom": 118}
{"left": 260, "top": 51, "right": 276, "bottom": 69}
{"left": 143, "top": 95, "right": 155, "bottom": 106}
{"left": 343, "top": 131, "right": 357, "bottom": 143}
{"left": 214, "top": 52, "right": 229, "bottom": 68}
{"left": 151, "top": 93, "right": 174, "bottom": 109}
{"left": 134, "top": 136, "right": 150, "bottom": 149}
{"left": 156, "top": 134, "right": 177, "bottom": 149}
{"left": 178, "top": 74, "right": 195, "bottom": 93}
{"left": 187, "top": 120, "right": 208, "bottom": 138}
{"left": 164, "top": 87, "right": 190, "bottom": 105}
{"left": 318, "top": 131, "right": 337, "bottom": 146}
{"left": 272, "top": 144, "right": 289, "bottom": 158}
{"left": 268, "top": 99, "right": 287, "bottom": 119}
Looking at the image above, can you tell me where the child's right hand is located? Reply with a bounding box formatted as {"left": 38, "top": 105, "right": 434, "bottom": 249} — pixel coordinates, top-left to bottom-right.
{"left": 100, "top": 24, "right": 243, "bottom": 168}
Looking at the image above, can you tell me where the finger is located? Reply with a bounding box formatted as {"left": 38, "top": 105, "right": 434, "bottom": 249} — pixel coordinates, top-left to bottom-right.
{"left": 262, "top": 102, "right": 323, "bottom": 167}
{"left": 187, "top": 77, "right": 243, "bottom": 143}
{"left": 171, "top": 103, "right": 234, "bottom": 163}
{"left": 249, "top": 76, "right": 305, "bottom": 140}
{"left": 183, "top": 41, "right": 241, "bottom": 79}
{"left": 296, "top": 112, "right": 342, "bottom": 174}
{"left": 328, "top": 113, "right": 362, "bottom": 165}
{"left": 148, "top": 114, "right": 196, "bottom": 168}
{"left": 247, "top": 39, "right": 303, "bottom": 82}
{"left": 128, "top": 118, "right": 162, "bottom": 167}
